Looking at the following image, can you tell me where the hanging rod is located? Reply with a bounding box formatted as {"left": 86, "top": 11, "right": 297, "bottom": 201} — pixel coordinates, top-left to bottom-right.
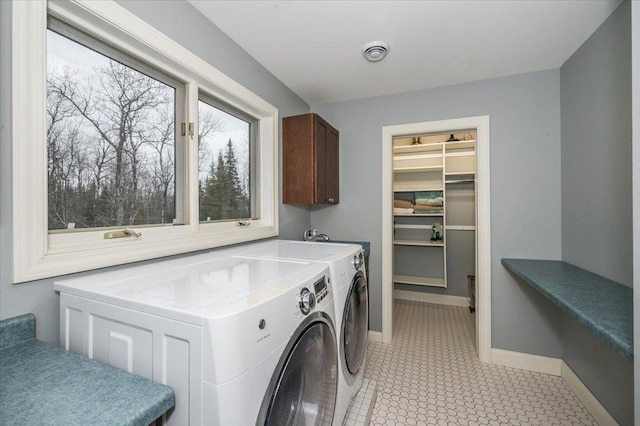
{"left": 445, "top": 179, "right": 475, "bottom": 184}
{"left": 445, "top": 225, "right": 476, "bottom": 231}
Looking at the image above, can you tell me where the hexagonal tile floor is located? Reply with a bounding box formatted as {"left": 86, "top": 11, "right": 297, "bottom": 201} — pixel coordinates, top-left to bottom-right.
{"left": 365, "top": 300, "right": 596, "bottom": 425}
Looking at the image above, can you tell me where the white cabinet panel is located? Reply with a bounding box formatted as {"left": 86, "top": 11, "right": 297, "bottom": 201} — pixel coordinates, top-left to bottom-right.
{"left": 91, "top": 315, "right": 153, "bottom": 378}
{"left": 63, "top": 306, "right": 83, "bottom": 355}
{"left": 163, "top": 335, "right": 191, "bottom": 424}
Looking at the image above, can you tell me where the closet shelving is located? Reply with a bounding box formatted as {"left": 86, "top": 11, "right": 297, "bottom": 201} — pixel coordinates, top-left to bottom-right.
{"left": 394, "top": 240, "right": 445, "bottom": 247}
{"left": 393, "top": 135, "right": 476, "bottom": 289}
{"left": 394, "top": 275, "right": 446, "bottom": 287}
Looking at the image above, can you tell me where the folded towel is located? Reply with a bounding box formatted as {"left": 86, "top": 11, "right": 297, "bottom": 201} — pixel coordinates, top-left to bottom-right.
{"left": 415, "top": 191, "right": 442, "bottom": 199}
{"left": 394, "top": 199, "right": 413, "bottom": 208}
{"left": 394, "top": 207, "right": 414, "bottom": 214}
{"left": 414, "top": 204, "right": 443, "bottom": 212}
{"left": 415, "top": 196, "right": 443, "bottom": 204}
{"left": 415, "top": 200, "right": 443, "bottom": 207}
{"left": 414, "top": 204, "right": 442, "bottom": 210}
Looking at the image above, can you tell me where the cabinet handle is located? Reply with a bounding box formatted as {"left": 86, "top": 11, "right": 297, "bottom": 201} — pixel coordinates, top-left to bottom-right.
{"left": 326, "top": 198, "right": 335, "bottom": 203}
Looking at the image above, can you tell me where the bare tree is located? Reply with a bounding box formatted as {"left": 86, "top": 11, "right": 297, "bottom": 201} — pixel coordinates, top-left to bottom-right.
{"left": 147, "top": 100, "right": 177, "bottom": 223}
{"left": 49, "top": 61, "right": 174, "bottom": 226}
{"left": 198, "top": 107, "right": 225, "bottom": 176}
{"left": 47, "top": 71, "right": 93, "bottom": 229}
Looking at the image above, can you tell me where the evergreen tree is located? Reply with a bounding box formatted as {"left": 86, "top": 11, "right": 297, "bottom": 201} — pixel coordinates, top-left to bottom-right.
{"left": 198, "top": 139, "right": 250, "bottom": 221}
{"left": 223, "top": 139, "right": 248, "bottom": 218}
{"left": 200, "top": 155, "right": 223, "bottom": 221}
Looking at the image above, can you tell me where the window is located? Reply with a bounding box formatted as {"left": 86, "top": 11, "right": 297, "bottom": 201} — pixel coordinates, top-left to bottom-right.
{"left": 12, "top": 0, "right": 279, "bottom": 283}
{"left": 198, "top": 95, "right": 255, "bottom": 222}
{"left": 47, "top": 18, "right": 184, "bottom": 231}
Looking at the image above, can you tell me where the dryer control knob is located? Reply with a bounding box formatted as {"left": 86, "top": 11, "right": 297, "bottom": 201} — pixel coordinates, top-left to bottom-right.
{"left": 298, "top": 287, "right": 316, "bottom": 315}
{"left": 353, "top": 252, "right": 364, "bottom": 270}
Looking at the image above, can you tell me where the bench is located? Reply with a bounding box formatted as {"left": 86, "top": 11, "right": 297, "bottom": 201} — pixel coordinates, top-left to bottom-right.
{"left": 501, "top": 259, "right": 633, "bottom": 362}
{"left": 0, "top": 314, "right": 175, "bottom": 425}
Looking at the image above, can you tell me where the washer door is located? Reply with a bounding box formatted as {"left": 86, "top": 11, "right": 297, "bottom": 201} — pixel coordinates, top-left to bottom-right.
{"left": 258, "top": 312, "right": 337, "bottom": 426}
{"left": 342, "top": 271, "right": 369, "bottom": 376}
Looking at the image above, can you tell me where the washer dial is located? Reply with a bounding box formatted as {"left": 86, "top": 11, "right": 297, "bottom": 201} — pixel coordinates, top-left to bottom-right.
{"left": 298, "top": 287, "right": 316, "bottom": 315}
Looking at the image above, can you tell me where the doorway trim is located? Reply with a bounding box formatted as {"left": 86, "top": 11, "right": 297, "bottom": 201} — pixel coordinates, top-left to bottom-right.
{"left": 381, "top": 115, "right": 492, "bottom": 363}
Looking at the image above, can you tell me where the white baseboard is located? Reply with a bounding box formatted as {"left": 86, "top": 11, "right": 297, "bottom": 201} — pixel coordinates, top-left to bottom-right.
{"left": 561, "top": 362, "right": 618, "bottom": 426}
{"left": 490, "top": 349, "right": 617, "bottom": 425}
{"left": 491, "top": 348, "right": 562, "bottom": 376}
{"left": 368, "top": 330, "right": 383, "bottom": 343}
{"left": 394, "top": 289, "right": 469, "bottom": 307}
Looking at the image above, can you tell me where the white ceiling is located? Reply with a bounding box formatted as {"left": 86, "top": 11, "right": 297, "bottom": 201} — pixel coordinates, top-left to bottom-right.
{"left": 189, "top": 0, "right": 621, "bottom": 106}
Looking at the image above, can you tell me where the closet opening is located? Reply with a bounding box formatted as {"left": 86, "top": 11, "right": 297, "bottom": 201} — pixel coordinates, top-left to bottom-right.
{"left": 381, "top": 116, "right": 491, "bottom": 362}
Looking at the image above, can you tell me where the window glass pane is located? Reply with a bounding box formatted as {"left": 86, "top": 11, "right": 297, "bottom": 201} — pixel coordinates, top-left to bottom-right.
{"left": 198, "top": 99, "right": 251, "bottom": 222}
{"left": 46, "top": 29, "right": 177, "bottom": 231}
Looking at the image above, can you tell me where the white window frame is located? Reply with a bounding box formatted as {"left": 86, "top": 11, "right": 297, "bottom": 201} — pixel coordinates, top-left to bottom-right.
{"left": 12, "top": 0, "right": 279, "bottom": 283}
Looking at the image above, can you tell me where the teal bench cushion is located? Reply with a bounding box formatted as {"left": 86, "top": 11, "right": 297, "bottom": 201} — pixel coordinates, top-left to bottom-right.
{"left": 0, "top": 314, "right": 174, "bottom": 425}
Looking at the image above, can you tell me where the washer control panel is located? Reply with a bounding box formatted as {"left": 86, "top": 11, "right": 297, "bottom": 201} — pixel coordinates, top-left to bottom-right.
{"left": 296, "top": 275, "right": 330, "bottom": 316}
{"left": 313, "top": 276, "right": 329, "bottom": 303}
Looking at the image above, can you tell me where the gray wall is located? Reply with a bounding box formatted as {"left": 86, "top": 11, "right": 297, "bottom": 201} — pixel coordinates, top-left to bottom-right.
{"left": 0, "top": 0, "right": 311, "bottom": 344}
{"left": 562, "top": 313, "right": 634, "bottom": 425}
{"left": 633, "top": 1, "right": 640, "bottom": 422}
{"left": 313, "top": 69, "right": 564, "bottom": 357}
{"left": 560, "top": 2, "right": 633, "bottom": 424}
{"left": 443, "top": 184, "right": 476, "bottom": 297}
{"left": 561, "top": 1, "right": 632, "bottom": 287}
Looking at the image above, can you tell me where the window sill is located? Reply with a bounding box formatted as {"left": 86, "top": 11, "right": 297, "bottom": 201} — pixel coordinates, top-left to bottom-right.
{"left": 18, "top": 223, "right": 277, "bottom": 283}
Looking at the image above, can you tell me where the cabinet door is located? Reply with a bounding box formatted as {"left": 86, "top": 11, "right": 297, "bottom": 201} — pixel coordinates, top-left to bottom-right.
{"left": 324, "top": 125, "right": 339, "bottom": 203}
{"left": 283, "top": 114, "right": 314, "bottom": 204}
{"left": 91, "top": 314, "right": 154, "bottom": 379}
{"left": 314, "top": 116, "right": 339, "bottom": 204}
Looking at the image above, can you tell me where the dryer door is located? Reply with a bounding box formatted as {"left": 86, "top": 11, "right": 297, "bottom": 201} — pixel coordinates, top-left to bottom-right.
{"left": 342, "top": 271, "right": 369, "bottom": 376}
{"left": 258, "top": 312, "right": 338, "bottom": 426}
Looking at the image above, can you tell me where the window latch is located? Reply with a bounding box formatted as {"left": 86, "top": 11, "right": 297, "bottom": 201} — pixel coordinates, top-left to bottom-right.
{"left": 236, "top": 220, "right": 251, "bottom": 227}
{"left": 104, "top": 228, "right": 142, "bottom": 239}
{"left": 181, "top": 122, "right": 194, "bottom": 139}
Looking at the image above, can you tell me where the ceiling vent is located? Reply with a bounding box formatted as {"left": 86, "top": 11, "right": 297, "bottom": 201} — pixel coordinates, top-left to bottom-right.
{"left": 362, "top": 41, "right": 389, "bottom": 62}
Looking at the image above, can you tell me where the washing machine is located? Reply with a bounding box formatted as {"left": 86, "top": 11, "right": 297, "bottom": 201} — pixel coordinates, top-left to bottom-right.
{"left": 54, "top": 252, "right": 339, "bottom": 425}
{"left": 225, "top": 240, "right": 369, "bottom": 426}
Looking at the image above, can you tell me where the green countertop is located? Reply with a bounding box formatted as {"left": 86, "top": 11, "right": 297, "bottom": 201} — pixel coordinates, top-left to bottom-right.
{"left": 502, "top": 259, "right": 633, "bottom": 362}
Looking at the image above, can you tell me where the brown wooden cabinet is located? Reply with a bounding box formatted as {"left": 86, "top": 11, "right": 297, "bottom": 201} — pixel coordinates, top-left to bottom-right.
{"left": 283, "top": 113, "right": 339, "bottom": 205}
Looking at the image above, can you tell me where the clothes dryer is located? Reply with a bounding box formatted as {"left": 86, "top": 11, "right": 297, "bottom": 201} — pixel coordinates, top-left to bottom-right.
{"left": 55, "top": 253, "right": 339, "bottom": 426}
{"left": 226, "top": 240, "right": 369, "bottom": 426}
